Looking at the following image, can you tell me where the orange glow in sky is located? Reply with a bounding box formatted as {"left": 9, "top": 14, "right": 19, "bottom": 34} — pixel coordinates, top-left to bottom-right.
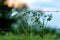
{"left": 4, "top": 0, "right": 26, "bottom": 8}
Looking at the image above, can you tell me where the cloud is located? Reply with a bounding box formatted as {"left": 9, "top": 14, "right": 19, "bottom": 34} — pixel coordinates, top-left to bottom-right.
{"left": 19, "top": 0, "right": 60, "bottom": 11}
{"left": 21, "top": 0, "right": 35, "bottom": 4}
{"left": 39, "top": 0, "right": 53, "bottom": 3}
{"left": 22, "top": 0, "right": 53, "bottom": 9}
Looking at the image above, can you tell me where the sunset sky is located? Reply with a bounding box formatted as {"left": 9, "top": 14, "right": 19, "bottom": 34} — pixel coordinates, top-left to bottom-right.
{"left": 5, "top": 0, "right": 60, "bottom": 10}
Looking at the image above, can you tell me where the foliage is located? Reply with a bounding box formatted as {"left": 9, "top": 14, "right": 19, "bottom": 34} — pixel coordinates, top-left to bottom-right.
{"left": 0, "top": 3, "right": 54, "bottom": 36}
{"left": 0, "top": 1, "right": 60, "bottom": 40}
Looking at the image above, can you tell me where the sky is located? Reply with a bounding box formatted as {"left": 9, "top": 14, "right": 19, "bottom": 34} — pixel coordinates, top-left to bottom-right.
{"left": 21, "top": 0, "right": 60, "bottom": 29}
{"left": 22, "top": 0, "right": 60, "bottom": 10}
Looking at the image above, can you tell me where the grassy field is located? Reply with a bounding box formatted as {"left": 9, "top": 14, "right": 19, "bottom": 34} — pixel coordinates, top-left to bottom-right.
{"left": 0, "top": 33, "right": 60, "bottom": 40}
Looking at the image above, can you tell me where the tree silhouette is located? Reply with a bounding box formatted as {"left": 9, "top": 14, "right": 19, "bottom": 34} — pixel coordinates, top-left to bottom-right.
{"left": 0, "top": 0, "right": 15, "bottom": 32}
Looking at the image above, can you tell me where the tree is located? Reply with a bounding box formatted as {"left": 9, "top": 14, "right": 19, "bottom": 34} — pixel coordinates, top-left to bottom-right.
{"left": 0, "top": 1, "right": 12, "bottom": 32}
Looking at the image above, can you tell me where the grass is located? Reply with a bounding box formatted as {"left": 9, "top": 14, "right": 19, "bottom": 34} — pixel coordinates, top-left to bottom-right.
{"left": 0, "top": 33, "right": 60, "bottom": 40}
{"left": 0, "top": 33, "right": 41, "bottom": 40}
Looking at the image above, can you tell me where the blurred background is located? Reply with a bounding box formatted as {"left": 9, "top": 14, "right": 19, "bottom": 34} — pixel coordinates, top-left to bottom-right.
{"left": 0, "top": 0, "right": 60, "bottom": 40}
